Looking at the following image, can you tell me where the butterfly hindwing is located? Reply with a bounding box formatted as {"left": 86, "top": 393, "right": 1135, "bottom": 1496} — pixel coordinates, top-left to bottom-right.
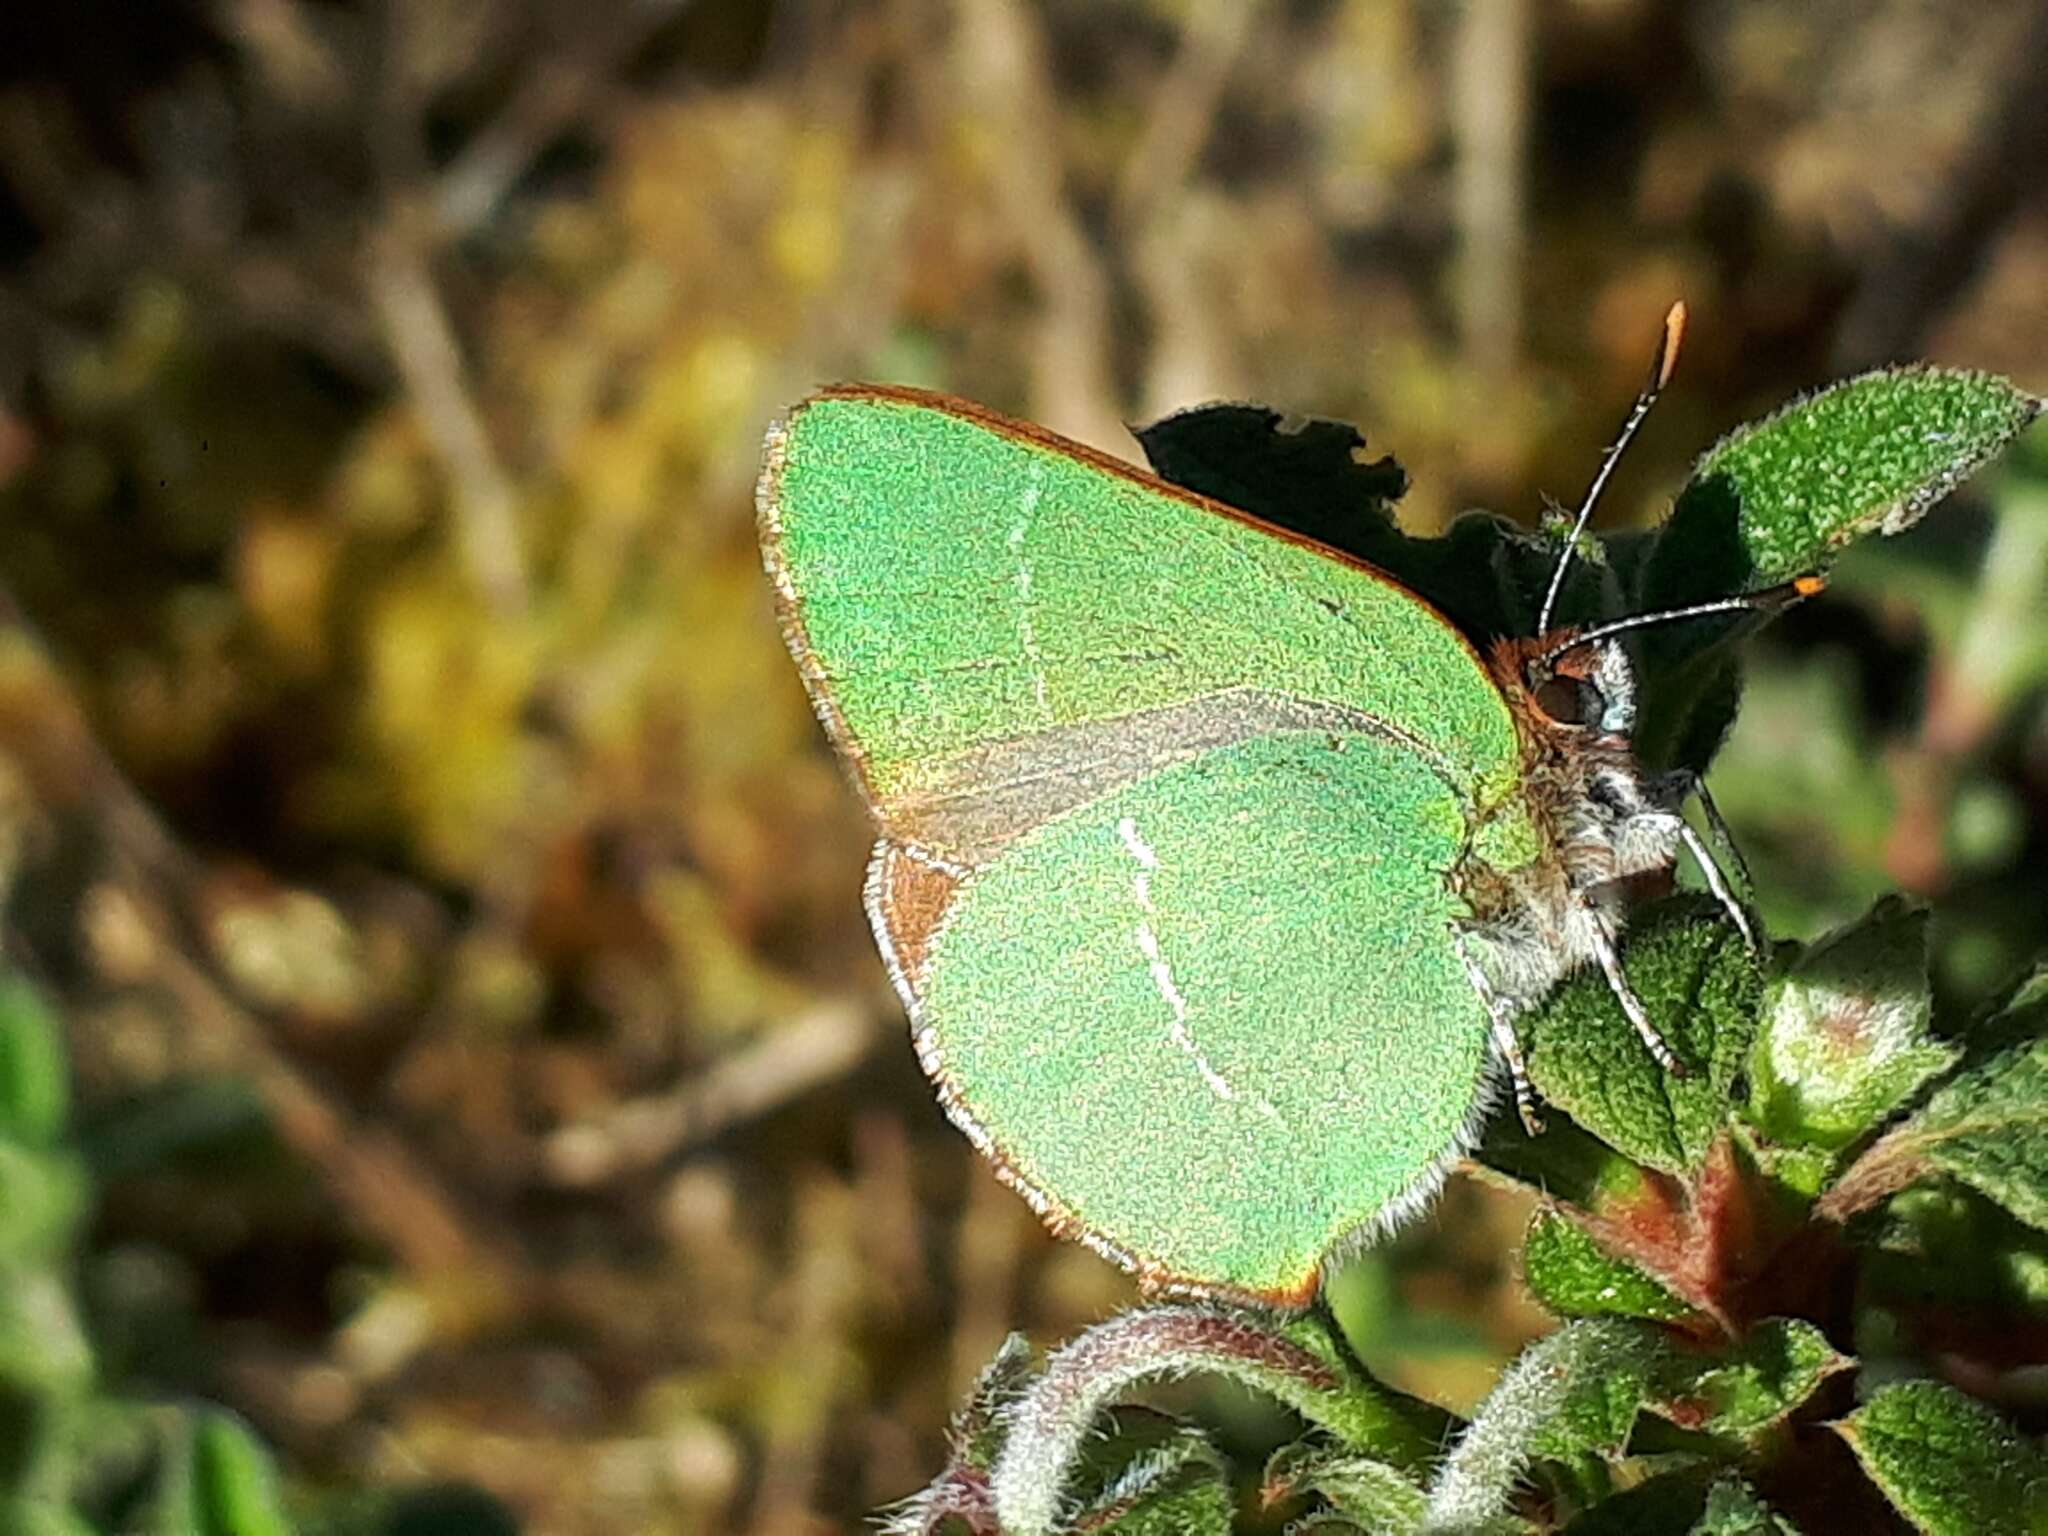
{"left": 892, "top": 729, "right": 1491, "bottom": 1302}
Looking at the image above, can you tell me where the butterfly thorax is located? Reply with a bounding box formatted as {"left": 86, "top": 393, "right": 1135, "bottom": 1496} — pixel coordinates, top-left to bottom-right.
{"left": 1451, "top": 632, "right": 1684, "bottom": 1012}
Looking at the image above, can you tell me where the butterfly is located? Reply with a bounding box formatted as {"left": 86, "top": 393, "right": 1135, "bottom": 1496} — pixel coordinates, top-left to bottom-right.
{"left": 757, "top": 304, "right": 1815, "bottom": 1306}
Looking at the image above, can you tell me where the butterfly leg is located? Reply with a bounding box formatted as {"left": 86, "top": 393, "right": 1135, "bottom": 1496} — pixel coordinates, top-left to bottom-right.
{"left": 1586, "top": 915, "right": 1688, "bottom": 1076}
{"left": 1450, "top": 927, "right": 1544, "bottom": 1135}
{"left": 1678, "top": 820, "right": 1760, "bottom": 954}
{"left": 1674, "top": 776, "right": 1764, "bottom": 954}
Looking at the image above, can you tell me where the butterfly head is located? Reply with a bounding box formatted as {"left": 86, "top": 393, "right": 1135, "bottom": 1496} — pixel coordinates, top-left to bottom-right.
{"left": 1525, "top": 298, "right": 1823, "bottom": 732}
{"left": 1486, "top": 633, "right": 1640, "bottom": 760}
{"left": 1523, "top": 635, "right": 1638, "bottom": 738}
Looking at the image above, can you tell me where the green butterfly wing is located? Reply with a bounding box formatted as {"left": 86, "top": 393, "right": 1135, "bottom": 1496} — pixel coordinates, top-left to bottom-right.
{"left": 760, "top": 387, "right": 1526, "bottom": 1302}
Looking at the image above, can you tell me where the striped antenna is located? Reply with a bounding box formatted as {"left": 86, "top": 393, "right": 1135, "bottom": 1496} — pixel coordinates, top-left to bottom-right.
{"left": 1538, "top": 575, "right": 1827, "bottom": 670}
{"left": 1534, "top": 301, "right": 1689, "bottom": 637}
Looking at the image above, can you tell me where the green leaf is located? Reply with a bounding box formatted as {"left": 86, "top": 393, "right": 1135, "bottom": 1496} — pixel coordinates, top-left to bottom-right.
{"left": 0, "top": 1143, "right": 89, "bottom": 1268}
{"left": 1423, "top": 1320, "right": 1842, "bottom": 1534}
{"left": 0, "top": 977, "right": 68, "bottom": 1148}
{"left": 1824, "top": 1033, "right": 2048, "bottom": 1234}
{"left": 1860, "top": 1184, "right": 2048, "bottom": 1317}
{"left": 1690, "top": 1478, "right": 1803, "bottom": 1536}
{"left": 988, "top": 1306, "right": 1443, "bottom": 1536}
{"left": 1678, "top": 368, "right": 2041, "bottom": 588}
{"left": 0, "top": 1499, "right": 99, "bottom": 1536}
{"left": 1521, "top": 1210, "right": 1691, "bottom": 1323}
{"left": 1422, "top": 1321, "right": 1642, "bottom": 1534}
{"left": 1835, "top": 1380, "right": 2048, "bottom": 1535}
{"left": 0, "top": 1270, "right": 92, "bottom": 1395}
{"left": 1654, "top": 1319, "right": 1845, "bottom": 1440}
{"left": 1521, "top": 1318, "right": 1843, "bottom": 1461}
{"left": 1629, "top": 370, "right": 2038, "bottom": 776}
{"left": 1960, "top": 959, "right": 2048, "bottom": 1067}
{"left": 1065, "top": 1415, "right": 1233, "bottom": 1536}
{"left": 952, "top": 1331, "right": 1035, "bottom": 1473}
{"left": 1748, "top": 898, "right": 1957, "bottom": 1156}
{"left": 189, "top": 1415, "right": 293, "bottom": 1536}
{"left": 1276, "top": 1309, "right": 1456, "bottom": 1466}
{"left": 1474, "top": 1114, "right": 1645, "bottom": 1210}
{"left": 883, "top": 1335, "right": 1034, "bottom": 1534}
{"left": 1557, "top": 1469, "right": 1801, "bottom": 1536}
{"left": 1263, "top": 1440, "right": 1427, "bottom": 1533}
{"left": 152, "top": 1412, "right": 294, "bottom": 1536}
{"left": 1523, "top": 900, "right": 1764, "bottom": 1174}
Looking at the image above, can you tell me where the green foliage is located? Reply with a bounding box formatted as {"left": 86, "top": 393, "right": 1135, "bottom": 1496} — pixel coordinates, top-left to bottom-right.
{"left": 0, "top": 981, "right": 69, "bottom": 1149}
{"left": 1557, "top": 1472, "right": 1800, "bottom": 1536}
{"left": 1825, "top": 1030, "right": 2048, "bottom": 1234}
{"left": 0, "top": 968, "right": 485, "bottom": 1535}
{"left": 1261, "top": 1442, "right": 1427, "bottom": 1531}
{"left": 1521, "top": 1211, "right": 1690, "bottom": 1322}
{"left": 152, "top": 1414, "right": 293, "bottom": 1536}
{"left": 1911, "top": 1040, "right": 2048, "bottom": 1232}
{"left": 1834, "top": 1381, "right": 2048, "bottom": 1536}
{"left": 1748, "top": 898, "right": 1956, "bottom": 1162}
{"left": 1514, "top": 1317, "right": 1841, "bottom": 1460}
{"left": 1055, "top": 1415, "right": 1234, "bottom": 1536}
{"left": 893, "top": 372, "right": 2048, "bottom": 1534}
{"left": 977, "top": 1307, "right": 1445, "bottom": 1536}
{"left": 1521, "top": 900, "right": 1762, "bottom": 1174}
{"left": 1684, "top": 370, "right": 2040, "bottom": 585}
{"left": 1687, "top": 1479, "right": 1802, "bottom": 1536}
{"left": 1633, "top": 370, "right": 2039, "bottom": 778}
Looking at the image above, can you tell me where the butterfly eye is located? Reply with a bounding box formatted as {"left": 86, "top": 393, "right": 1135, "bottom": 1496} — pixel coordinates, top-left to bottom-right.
{"left": 1531, "top": 675, "right": 1603, "bottom": 727}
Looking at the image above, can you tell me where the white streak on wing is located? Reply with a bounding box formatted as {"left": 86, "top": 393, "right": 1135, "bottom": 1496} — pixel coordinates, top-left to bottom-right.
{"left": 1116, "top": 814, "right": 1162, "bottom": 870}
{"left": 1007, "top": 468, "right": 1051, "bottom": 715}
{"left": 1114, "top": 815, "right": 1278, "bottom": 1119}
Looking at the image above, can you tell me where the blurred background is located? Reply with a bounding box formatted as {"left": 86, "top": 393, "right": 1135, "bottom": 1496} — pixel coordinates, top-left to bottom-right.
{"left": 1, "top": 1, "right": 2046, "bottom": 1531}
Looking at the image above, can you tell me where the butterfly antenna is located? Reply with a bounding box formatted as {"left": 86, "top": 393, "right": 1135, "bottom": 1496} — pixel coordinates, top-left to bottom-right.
{"left": 1534, "top": 300, "right": 1689, "bottom": 637}
{"left": 1538, "top": 575, "right": 1826, "bottom": 670}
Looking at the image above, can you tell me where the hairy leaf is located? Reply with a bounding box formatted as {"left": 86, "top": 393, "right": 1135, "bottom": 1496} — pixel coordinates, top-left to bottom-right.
{"left": 1960, "top": 960, "right": 2048, "bottom": 1067}
{"left": 1689, "top": 1478, "right": 1803, "bottom": 1536}
{"left": 1674, "top": 368, "right": 2041, "bottom": 588}
{"left": 1424, "top": 1319, "right": 1841, "bottom": 1534}
{"left": 1067, "top": 1418, "right": 1234, "bottom": 1536}
{"left": 1909, "top": 1034, "right": 2048, "bottom": 1233}
{"left": 1263, "top": 1440, "right": 1428, "bottom": 1533}
{"left": 1630, "top": 369, "right": 2037, "bottom": 774}
{"left": 1523, "top": 1318, "right": 1842, "bottom": 1459}
{"left": 1559, "top": 1470, "right": 1800, "bottom": 1536}
{"left": 1835, "top": 1380, "right": 2048, "bottom": 1536}
{"left": 1523, "top": 900, "right": 1763, "bottom": 1174}
{"left": 1522, "top": 1209, "right": 1691, "bottom": 1323}
{"left": 953, "top": 1332, "right": 1035, "bottom": 1473}
{"left": 989, "top": 1307, "right": 1442, "bottom": 1536}
{"left": 1825, "top": 1034, "right": 2048, "bottom": 1233}
{"left": 1748, "top": 898, "right": 1956, "bottom": 1155}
